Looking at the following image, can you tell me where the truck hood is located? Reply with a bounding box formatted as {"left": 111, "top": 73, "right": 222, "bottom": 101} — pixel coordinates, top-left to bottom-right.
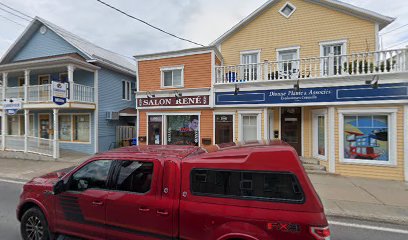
{"left": 29, "top": 166, "right": 75, "bottom": 185}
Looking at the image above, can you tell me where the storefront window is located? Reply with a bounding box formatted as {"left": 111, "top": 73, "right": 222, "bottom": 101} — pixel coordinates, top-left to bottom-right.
{"left": 8, "top": 116, "right": 20, "bottom": 135}
{"left": 242, "top": 115, "right": 258, "bottom": 142}
{"left": 74, "top": 115, "right": 90, "bottom": 142}
{"left": 317, "top": 116, "right": 325, "bottom": 156}
{"left": 343, "top": 115, "right": 389, "bottom": 161}
{"left": 59, "top": 115, "right": 72, "bottom": 141}
{"left": 166, "top": 115, "right": 199, "bottom": 146}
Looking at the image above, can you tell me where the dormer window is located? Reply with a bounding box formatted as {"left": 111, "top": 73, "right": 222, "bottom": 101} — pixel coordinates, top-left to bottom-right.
{"left": 279, "top": 2, "right": 296, "bottom": 18}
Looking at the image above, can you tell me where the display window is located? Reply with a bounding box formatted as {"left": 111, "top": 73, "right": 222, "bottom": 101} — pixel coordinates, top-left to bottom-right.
{"left": 167, "top": 115, "right": 199, "bottom": 146}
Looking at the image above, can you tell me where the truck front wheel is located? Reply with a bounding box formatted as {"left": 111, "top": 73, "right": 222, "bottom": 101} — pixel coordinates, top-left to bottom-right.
{"left": 20, "top": 207, "right": 52, "bottom": 240}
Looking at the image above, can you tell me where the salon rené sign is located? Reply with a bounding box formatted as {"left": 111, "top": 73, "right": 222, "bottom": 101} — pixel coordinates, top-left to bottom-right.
{"left": 138, "top": 95, "right": 209, "bottom": 107}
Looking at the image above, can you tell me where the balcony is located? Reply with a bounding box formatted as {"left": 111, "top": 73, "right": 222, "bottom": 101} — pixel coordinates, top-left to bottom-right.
{"left": 1, "top": 83, "right": 95, "bottom": 105}
{"left": 215, "top": 48, "right": 408, "bottom": 84}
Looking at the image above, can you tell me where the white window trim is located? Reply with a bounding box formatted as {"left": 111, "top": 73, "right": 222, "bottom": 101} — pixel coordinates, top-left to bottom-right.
{"left": 312, "top": 109, "right": 328, "bottom": 161}
{"left": 122, "top": 80, "right": 132, "bottom": 101}
{"left": 404, "top": 105, "right": 408, "bottom": 182}
{"left": 240, "top": 49, "right": 261, "bottom": 64}
{"left": 58, "top": 113, "right": 92, "bottom": 144}
{"left": 238, "top": 110, "right": 262, "bottom": 142}
{"left": 213, "top": 112, "right": 236, "bottom": 144}
{"left": 279, "top": 2, "right": 297, "bottom": 18}
{"left": 338, "top": 108, "right": 398, "bottom": 166}
{"left": 276, "top": 46, "right": 300, "bottom": 61}
{"left": 146, "top": 112, "right": 201, "bottom": 146}
{"left": 37, "top": 74, "right": 51, "bottom": 85}
{"left": 319, "top": 39, "right": 348, "bottom": 57}
{"left": 160, "top": 65, "right": 184, "bottom": 89}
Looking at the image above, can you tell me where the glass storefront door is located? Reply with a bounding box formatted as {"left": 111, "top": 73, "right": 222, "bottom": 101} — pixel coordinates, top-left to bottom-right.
{"left": 148, "top": 116, "right": 162, "bottom": 145}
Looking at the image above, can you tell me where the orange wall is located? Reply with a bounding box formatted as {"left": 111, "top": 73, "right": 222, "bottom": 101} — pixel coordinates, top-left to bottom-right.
{"left": 138, "top": 53, "right": 212, "bottom": 92}
{"left": 138, "top": 109, "right": 213, "bottom": 146}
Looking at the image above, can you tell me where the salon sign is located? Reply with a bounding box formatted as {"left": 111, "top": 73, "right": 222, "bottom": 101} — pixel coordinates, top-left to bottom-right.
{"left": 138, "top": 95, "right": 209, "bottom": 107}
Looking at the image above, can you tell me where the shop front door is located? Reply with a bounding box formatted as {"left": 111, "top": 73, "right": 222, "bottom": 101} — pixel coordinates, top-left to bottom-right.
{"left": 215, "top": 115, "right": 233, "bottom": 144}
{"left": 148, "top": 116, "right": 162, "bottom": 145}
{"left": 39, "top": 114, "right": 51, "bottom": 139}
{"left": 281, "top": 107, "right": 302, "bottom": 155}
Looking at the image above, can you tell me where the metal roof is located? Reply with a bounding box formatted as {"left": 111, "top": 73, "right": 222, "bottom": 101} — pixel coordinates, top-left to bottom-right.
{"left": 0, "top": 17, "right": 135, "bottom": 75}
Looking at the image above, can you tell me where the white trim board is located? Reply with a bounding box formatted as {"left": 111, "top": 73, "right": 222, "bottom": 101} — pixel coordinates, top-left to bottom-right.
{"left": 312, "top": 108, "right": 328, "bottom": 161}
{"left": 338, "top": 108, "right": 398, "bottom": 167}
{"left": 404, "top": 105, "right": 408, "bottom": 182}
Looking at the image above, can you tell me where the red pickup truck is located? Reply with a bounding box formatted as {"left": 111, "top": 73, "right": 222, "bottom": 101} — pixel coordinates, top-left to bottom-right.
{"left": 17, "top": 141, "right": 330, "bottom": 240}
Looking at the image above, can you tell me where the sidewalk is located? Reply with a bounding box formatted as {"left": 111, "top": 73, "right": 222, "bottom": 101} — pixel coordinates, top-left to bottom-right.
{"left": 0, "top": 158, "right": 82, "bottom": 181}
{"left": 309, "top": 174, "right": 408, "bottom": 225}
{"left": 0, "top": 157, "right": 407, "bottom": 224}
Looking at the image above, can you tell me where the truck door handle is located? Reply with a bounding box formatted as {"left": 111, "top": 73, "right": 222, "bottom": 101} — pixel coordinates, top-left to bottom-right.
{"left": 157, "top": 210, "right": 169, "bottom": 216}
{"left": 139, "top": 207, "right": 150, "bottom": 212}
{"left": 92, "top": 201, "right": 104, "bottom": 206}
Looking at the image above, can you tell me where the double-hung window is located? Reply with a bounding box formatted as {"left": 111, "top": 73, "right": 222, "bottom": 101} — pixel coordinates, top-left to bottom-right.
{"left": 58, "top": 114, "right": 91, "bottom": 143}
{"left": 240, "top": 50, "right": 260, "bottom": 81}
{"left": 161, "top": 66, "right": 184, "bottom": 88}
{"left": 122, "top": 80, "right": 132, "bottom": 101}
{"left": 277, "top": 47, "right": 300, "bottom": 79}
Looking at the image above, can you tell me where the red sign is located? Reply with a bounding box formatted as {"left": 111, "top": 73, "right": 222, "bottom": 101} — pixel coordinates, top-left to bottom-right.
{"left": 138, "top": 95, "right": 209, "bottom": 107}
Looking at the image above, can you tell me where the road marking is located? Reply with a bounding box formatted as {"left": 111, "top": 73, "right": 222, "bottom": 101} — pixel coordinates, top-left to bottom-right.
{"left": 0, "top": 178, "right": 26, "bottom": 185}
{"left": 329, "top": 221, "right": 408, "bottom": 235}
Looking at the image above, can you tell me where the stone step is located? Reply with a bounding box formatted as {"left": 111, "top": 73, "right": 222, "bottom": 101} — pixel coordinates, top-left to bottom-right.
{"left": 303, "top": 163, "right": 327, "bottom": 171}
{"left": 300, "top": 158, "right": 320, "bottom": 165}
{"left": 306, "top": 169, "right": 329, "bottom": 175}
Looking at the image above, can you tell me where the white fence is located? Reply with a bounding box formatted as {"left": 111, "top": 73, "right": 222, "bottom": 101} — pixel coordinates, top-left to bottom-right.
{"left": 27, "top": 84, "right": 51, "bottom": 102}
{"left": 3, "top": 135, "right": 55, "bottom": 157}
{"left": 72, "top": 83, "right": 95, "bottom": 103}
{"left": 215, "top": 48, "right": 408, "bottom": 84}
{"left": 5, "top": 135, "right": 25, "bottom": 151}
{"left": 27, "top": 136, "right": 54, "bottom": 156}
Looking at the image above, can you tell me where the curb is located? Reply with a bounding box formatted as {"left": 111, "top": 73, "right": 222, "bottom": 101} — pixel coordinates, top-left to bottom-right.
{"left": 326, "top": 210, "right": 408, "bottom": 226}
{"left": 0, "top": 177, "right": 28, "bottom": 184}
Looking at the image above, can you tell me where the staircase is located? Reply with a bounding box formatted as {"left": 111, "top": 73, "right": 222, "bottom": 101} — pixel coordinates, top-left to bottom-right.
{"left": 300, "top": 157, "right": 327, "bottom": 174}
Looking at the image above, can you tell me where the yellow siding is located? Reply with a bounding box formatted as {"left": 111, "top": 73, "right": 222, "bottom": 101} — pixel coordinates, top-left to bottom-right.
{"left": 220, "top": 0, "right": 376, "bottom": 65}
{"left": 334, "top": 105, "right": 405, "bottom": 181}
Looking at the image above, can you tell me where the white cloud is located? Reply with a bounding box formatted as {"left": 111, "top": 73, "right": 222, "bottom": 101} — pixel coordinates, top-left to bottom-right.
{"left": 0, "top": 0, "right": 406, "bottom": 59}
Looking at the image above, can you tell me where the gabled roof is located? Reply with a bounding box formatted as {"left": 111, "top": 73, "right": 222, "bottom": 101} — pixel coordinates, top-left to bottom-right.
{"left": 0, "top": 17, "right": 135, "bottom": 76}
{"left": 211, "top": 0, "right": 395, "bottom": 46}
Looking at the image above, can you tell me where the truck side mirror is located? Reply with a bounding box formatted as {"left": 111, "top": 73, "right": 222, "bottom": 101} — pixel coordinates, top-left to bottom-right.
{"left": 53, "top": 179, "right": 65, "bottom": 195}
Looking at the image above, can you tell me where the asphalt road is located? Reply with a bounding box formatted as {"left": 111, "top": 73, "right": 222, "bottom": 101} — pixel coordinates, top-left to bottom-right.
{"left": 1, "top": 180, "right": 407, "bottom": 240}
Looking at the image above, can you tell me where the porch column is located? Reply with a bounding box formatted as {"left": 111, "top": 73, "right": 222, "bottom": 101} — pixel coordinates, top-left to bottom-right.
{"left": 24, "top": 69, "right": 30, "bottom": 102}
{"left": 53, "top": 109, "right": 59, "bottom": 159}
{"left": 2, "top": 72, "right": 8, "bottom": 150}
{"left": 24, "top": 109, "right": 29, "bottom": 152}
{"left": 68, "top": 65, "right": 75, "bottom": 101}
{"left": 328, "top": 106, "right": 336, "bottom": 173}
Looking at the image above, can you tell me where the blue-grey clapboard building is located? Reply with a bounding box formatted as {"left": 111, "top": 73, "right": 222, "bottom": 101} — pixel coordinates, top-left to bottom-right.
{"left": 0, "top": 17, "right": 136, "bottom": 158}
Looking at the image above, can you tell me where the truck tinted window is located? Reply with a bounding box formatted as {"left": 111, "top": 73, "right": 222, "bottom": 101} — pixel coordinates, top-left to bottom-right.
{"left": 114, "top": 161, "right": 153, "bottom": 194}
{"left": 69, "top": 160, "right": 112, "bottom": 191}
{"left": 191, "top": 169, "right": 304, "bottom": 203}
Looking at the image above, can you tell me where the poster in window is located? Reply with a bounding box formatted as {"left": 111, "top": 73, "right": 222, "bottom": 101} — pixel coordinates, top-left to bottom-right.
{"left": 167, "top": 115, "right": 199, "bottom": 146}
{"left": 343, "top": 115, "right": 388, "bottom": 161}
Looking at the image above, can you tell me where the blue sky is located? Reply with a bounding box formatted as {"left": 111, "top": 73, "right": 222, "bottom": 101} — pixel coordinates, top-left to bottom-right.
{"left": 0, "top": 0, "right": 407, "bottom": 59}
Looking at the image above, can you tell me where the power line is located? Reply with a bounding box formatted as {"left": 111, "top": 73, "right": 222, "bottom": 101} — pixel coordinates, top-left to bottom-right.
{"left": 0, "top": 13, "right": 25, "bottom": 27}
{"left": 0, "top": 1, "right": 32, "bottom": 20}
{"left": 380, "top": 23, "right": 408, "bottom": 36}
{"left": 95, "top": 0, "right": 206, "bottom": 47}
{"left": 0, "top": 6, "right": 30, "bottom": 22}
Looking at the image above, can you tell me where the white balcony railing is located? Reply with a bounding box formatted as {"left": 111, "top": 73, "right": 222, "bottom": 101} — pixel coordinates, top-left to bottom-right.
{"left": 1, "top": 83, "right": 95, "bottom": 104}
{"left": 5, "top": 86, "right": 24, "bottom": 99}
{"left": 28, "top": 84, "right": 51, "bottom": 102}
{"left": 72, "top": 83, "right": 95, "bottom": 103}
{"left": 215, "top": 48, "right": 408, "bottom": 84}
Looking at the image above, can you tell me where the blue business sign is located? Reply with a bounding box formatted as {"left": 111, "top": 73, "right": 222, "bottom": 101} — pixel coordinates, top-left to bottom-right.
{"left": 215, "top": 83, "right": 408, "bottom": 105}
